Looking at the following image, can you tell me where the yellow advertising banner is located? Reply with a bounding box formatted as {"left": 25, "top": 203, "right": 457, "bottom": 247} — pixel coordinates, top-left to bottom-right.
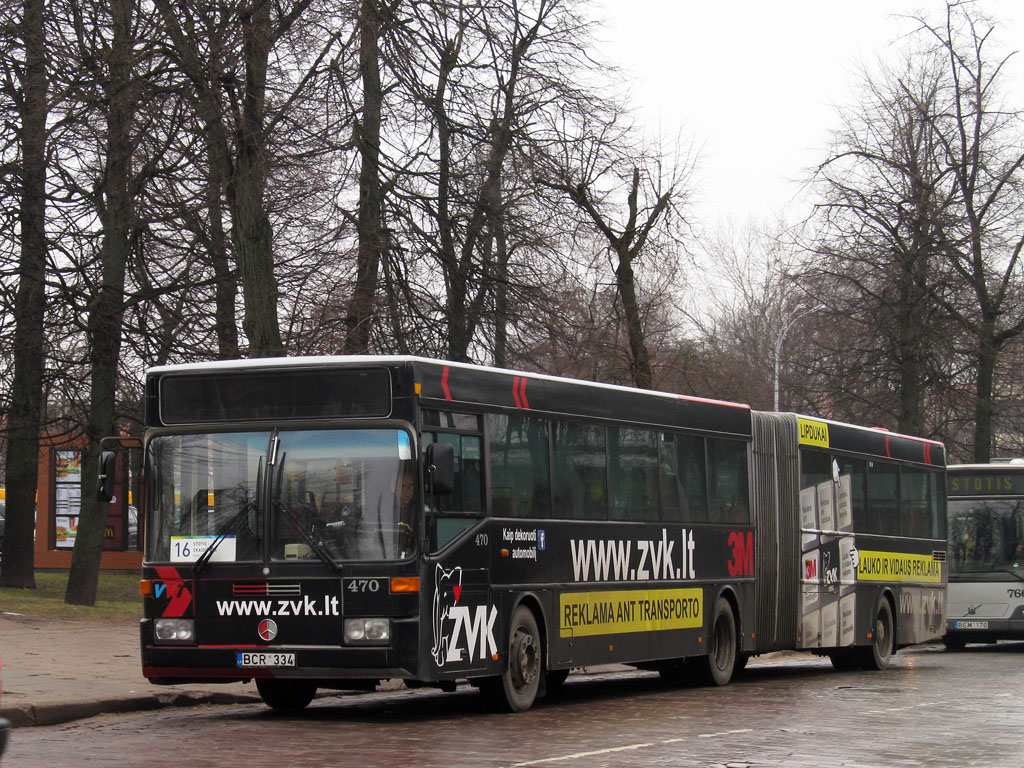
{"left": 559, "top": 588, "right": 703, "bottom": 638}
{"left": 797, "top": 417, "right": 830, "bottom": 447}
{"left": 856, "top": 550, "right": 943, "bottom": 583}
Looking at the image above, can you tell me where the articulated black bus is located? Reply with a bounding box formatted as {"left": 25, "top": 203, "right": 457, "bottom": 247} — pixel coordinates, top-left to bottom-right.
{"left": 100, "top": 356, "right": 947, "bottom": 712}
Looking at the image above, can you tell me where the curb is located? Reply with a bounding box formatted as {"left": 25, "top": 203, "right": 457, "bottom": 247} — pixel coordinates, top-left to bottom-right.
{"left": 0, "top": 690, "right": 262, "bottom": 728}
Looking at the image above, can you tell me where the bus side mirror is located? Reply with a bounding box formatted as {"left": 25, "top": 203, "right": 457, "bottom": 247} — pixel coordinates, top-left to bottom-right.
{"left": 425, "top": 442, "right": 454, "bottom": 496}
{"left": 98, "top": 450, "right": 117, "bottom": 502}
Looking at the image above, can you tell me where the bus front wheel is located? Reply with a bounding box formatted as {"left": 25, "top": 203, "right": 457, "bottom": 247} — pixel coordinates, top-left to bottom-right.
{"left": 857, "top": 596, "right": 895, "bottom": 670}
{"left": 545, "top": 668, "right": 570, "bottom": 690}
{"left": 487, "top": 605, "right": 542, "bottom": 712}
{"left": 256, "top": 678, "right": 317, "bottom": 710}
{"left": 692, "top": 597, "right": 737, "bottom": 686}
{"left": 943, "top": 634, "right": 967, "bottom": 651}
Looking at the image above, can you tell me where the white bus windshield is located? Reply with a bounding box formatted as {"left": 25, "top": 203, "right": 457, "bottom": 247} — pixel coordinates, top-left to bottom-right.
{"left": 948, "top": 498, "right": 1024, "bottom": 575}
{"left": 145, "top": 429, "right": 417, "bottom": 564}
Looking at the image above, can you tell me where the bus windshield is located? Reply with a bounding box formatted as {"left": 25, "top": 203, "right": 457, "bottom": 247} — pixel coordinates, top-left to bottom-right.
{"left": 948, "top": 498, "right": 1024, "bottom": 575}
{"left": 145, "top": 428, "right": 417, "bottom": 564}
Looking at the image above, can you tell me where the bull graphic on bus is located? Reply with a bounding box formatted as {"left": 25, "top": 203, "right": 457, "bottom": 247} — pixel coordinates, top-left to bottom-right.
{"left": 431, "top": 564, "right": 463, "bottom": 666}
{"left": 430, "top": 563, "right": 498, "bottom": 667}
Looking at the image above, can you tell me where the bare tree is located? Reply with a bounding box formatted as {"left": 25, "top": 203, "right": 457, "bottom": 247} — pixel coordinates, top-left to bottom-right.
{"left": 917, "top": 3, "right": 1024, "bottom": 460}
{"left": 0, "top": 0, "right": 47, "bottom": 588}
{"left": 154, "top": 0, "right": 334, "bottom": 357}
{"left": 64, "top": 0, "right": 145, "bottom": 605}
{"left": 339, "top": 0, "right": 390, "bottom": 354}
{"left": 807, "top": 48, "right": 954, "bottom": 437}
{"left": 538, "top": 142, "right": 695, "bottom": 389}
{"left": 689, "top": 222, "right": 811, "bottom": 411}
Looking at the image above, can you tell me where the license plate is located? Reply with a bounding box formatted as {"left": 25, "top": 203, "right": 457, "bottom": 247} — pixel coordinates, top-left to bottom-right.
{"left": 954, "top": 620, "right": 989, "bottom": 630}
{"left": 237, "top": 651, "right": 296, "bottom": 667}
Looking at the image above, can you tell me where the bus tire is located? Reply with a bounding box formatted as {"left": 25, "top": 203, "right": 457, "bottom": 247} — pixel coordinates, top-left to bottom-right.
{"left": 256, "top": 679, "right": 317, "bottom": 710}
{"left": 734, "top": 652, "right": 750, "bottom": 675}
{"left": 828, "top": 649, "right": 860, "bottom": 671}
{"left": 692, "top": 597, "right": 737, "bottom": 686}
{"left": 489, "top": 605, "right": 542, "bottom": 712}
{"left": 545, "top": 668, "right": 570, "bottom": 691}
{"left": 942, "top": 634, "right": 967, "bottom": 651}
{"left": 857, "top": 595, "right": 895, "bottom": 670}
{"left": 658, "top": 660, "right": 691, "bottom": 686}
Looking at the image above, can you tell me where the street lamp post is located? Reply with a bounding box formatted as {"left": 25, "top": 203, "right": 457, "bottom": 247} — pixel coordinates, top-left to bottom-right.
{"left": 773, "top": 304, "right": 825, "bottom": 411}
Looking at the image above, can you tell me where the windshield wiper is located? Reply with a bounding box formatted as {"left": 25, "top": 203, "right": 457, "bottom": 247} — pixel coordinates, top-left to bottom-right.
{"left": 192, "top": 501, "right": 256, "bottom": 577}
{"left": 275, "top": 500, "right": 343, "bottom": 573}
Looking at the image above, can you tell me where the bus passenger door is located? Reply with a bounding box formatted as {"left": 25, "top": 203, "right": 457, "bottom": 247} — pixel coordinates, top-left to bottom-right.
{"left": 426, "top": 562, "right": 496, "bottom": 676}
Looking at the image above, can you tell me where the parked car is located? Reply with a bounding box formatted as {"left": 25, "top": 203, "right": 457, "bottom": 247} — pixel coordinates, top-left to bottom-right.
{"left": 128, "top": 505, "right": 138, "bottom": 550}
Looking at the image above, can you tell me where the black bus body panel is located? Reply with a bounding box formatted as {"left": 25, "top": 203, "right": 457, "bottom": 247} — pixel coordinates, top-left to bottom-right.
{"left": 138, "top": 357, "right": 947, "bottom": 689}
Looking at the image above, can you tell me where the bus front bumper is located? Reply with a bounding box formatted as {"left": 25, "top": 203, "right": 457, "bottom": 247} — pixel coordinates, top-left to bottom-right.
{"left": 142, "top": 645, "right": 414, "bottom": 684}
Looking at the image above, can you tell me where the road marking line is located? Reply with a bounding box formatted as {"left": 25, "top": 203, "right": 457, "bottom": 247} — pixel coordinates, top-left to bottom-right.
{"left": 511, "top": 729, "right": 753, "bottom": 766}
{"left": 512, "top": 743, "right": 654, "bottom": 766}
{"left": 698, "top": 728, "right": 754, "bottom": 739}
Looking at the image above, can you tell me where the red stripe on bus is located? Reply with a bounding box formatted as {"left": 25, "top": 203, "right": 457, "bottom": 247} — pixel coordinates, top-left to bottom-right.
{"left": 519, "top": 377, "right": 530, "bottom": 409}
{"left": 512, "top": 376, "right": 523, "bottom": 408}
{"left": 441, "top": 366, "right": 452, "bottom": 401}
{"left": 676, "top": 394, "right": 750, "bottom": 409}
{"left": 153, "top": 565, "right": 193, "bottom": 618}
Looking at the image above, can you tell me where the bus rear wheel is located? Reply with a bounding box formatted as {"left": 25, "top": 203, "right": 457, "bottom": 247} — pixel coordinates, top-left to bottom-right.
{"left": 256, "top": 679, "right": 317, "bottom": 710}
{"left": 828, "top": 649, "right": 860, "bottom": 671}
{"left": 692, "top": 597, "right": 737, "bottom": 686}
{"left": 487, "top": 605, "right": 542, "bottom": 712}
{"left": 857, "top": 596, "right": 895, "bottom": 670}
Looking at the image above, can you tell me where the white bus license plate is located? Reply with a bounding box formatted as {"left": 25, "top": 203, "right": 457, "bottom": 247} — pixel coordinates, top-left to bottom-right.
{"left": 237, "top": 652, "right": 295, "bottom": 668}
{"left": 954, "top": 620, "right": 989, "bottom": 630}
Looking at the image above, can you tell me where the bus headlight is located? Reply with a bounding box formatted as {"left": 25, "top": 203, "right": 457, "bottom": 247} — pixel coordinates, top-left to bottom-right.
{"left": 154, "top": 618, "right": 195, "bottom": 644}
{"left": 344, "top": 618, "right": 390, "bottom": 644}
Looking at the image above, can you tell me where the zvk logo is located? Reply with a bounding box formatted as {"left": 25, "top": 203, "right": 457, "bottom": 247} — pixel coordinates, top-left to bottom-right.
{"left": 430, "top": 564, "right": 497, "bottom": 667}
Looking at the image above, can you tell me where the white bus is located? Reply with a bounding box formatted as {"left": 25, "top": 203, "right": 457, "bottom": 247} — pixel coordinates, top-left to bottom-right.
{"left": 945, "top": 462, "right": 1024, "bottom": 649}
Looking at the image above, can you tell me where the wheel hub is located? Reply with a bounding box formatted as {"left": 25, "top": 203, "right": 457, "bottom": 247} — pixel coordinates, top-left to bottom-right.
{"left": 511, "top": 629, "right": 539, "bottom": 688}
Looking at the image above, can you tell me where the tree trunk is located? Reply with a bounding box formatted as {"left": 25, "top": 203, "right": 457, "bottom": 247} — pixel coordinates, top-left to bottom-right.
{"left": 0, "top": 0, "right": 47, "bottom": 589}
{"left": 615, "top": 249, "right": 653, "bottom": 390}
{"left": 232, "top": 0, "right": 283, "bottom": 358}
{"left": 341, "top": 0, "right": 384, "bottom": 355}
{"left": 66, "top": 0, "right": 135, "bottom": 605}
{"left": 493, "top": 222, "right": 509, "bottom": 368}
{"left": 207, "top": 136, "right": 239, "bottom": 359}
{"left": 972, "top": 316, "right": 998, "bottom": 462}
{"left": 895, "top": 244, "right": 927, "bottom": 437}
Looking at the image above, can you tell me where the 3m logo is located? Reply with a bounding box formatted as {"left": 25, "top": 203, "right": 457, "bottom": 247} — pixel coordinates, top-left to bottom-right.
{"left": 804, "top": 558, "right": 817, "bottom": 579}
{"left": 727, "top": 531, "right": 753, "bottom": 577}
{"left": 798, "top": 418, "right": 830, "bottom": 447}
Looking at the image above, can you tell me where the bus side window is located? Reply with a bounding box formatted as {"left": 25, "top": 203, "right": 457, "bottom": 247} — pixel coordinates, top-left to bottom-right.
{"left": 488, "top": 413, "right": 550, "bottom": 519}
{"left": 707, "top": 438, "right": 749, "bottom": 524}
{"left": 836, "top": 457, "right": 868, "bottom": 531}
{"left": 929, "top": 471, "right": 946, "bottom": 540}
{"left": 900, "top": 467, "right": 931, "bottom": 537}
{"left": 867, "top": 461, "right": 900, "bottom": 535}
{"left": 553, "top": 422, "right": 607, "bottom": 520}
{"left": 660, "top": 433, "right": 707, "bottom": 523}
{"left": 422, "top": 428, "right": 483, "bottom": 551}
{"left": 609, "top": 427, "right": 658, "bottom": 522}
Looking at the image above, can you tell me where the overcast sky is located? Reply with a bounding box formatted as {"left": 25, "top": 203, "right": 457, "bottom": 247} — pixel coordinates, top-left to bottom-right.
{"left": 600, "top": 0, "right": 1023, "bottom": 228}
